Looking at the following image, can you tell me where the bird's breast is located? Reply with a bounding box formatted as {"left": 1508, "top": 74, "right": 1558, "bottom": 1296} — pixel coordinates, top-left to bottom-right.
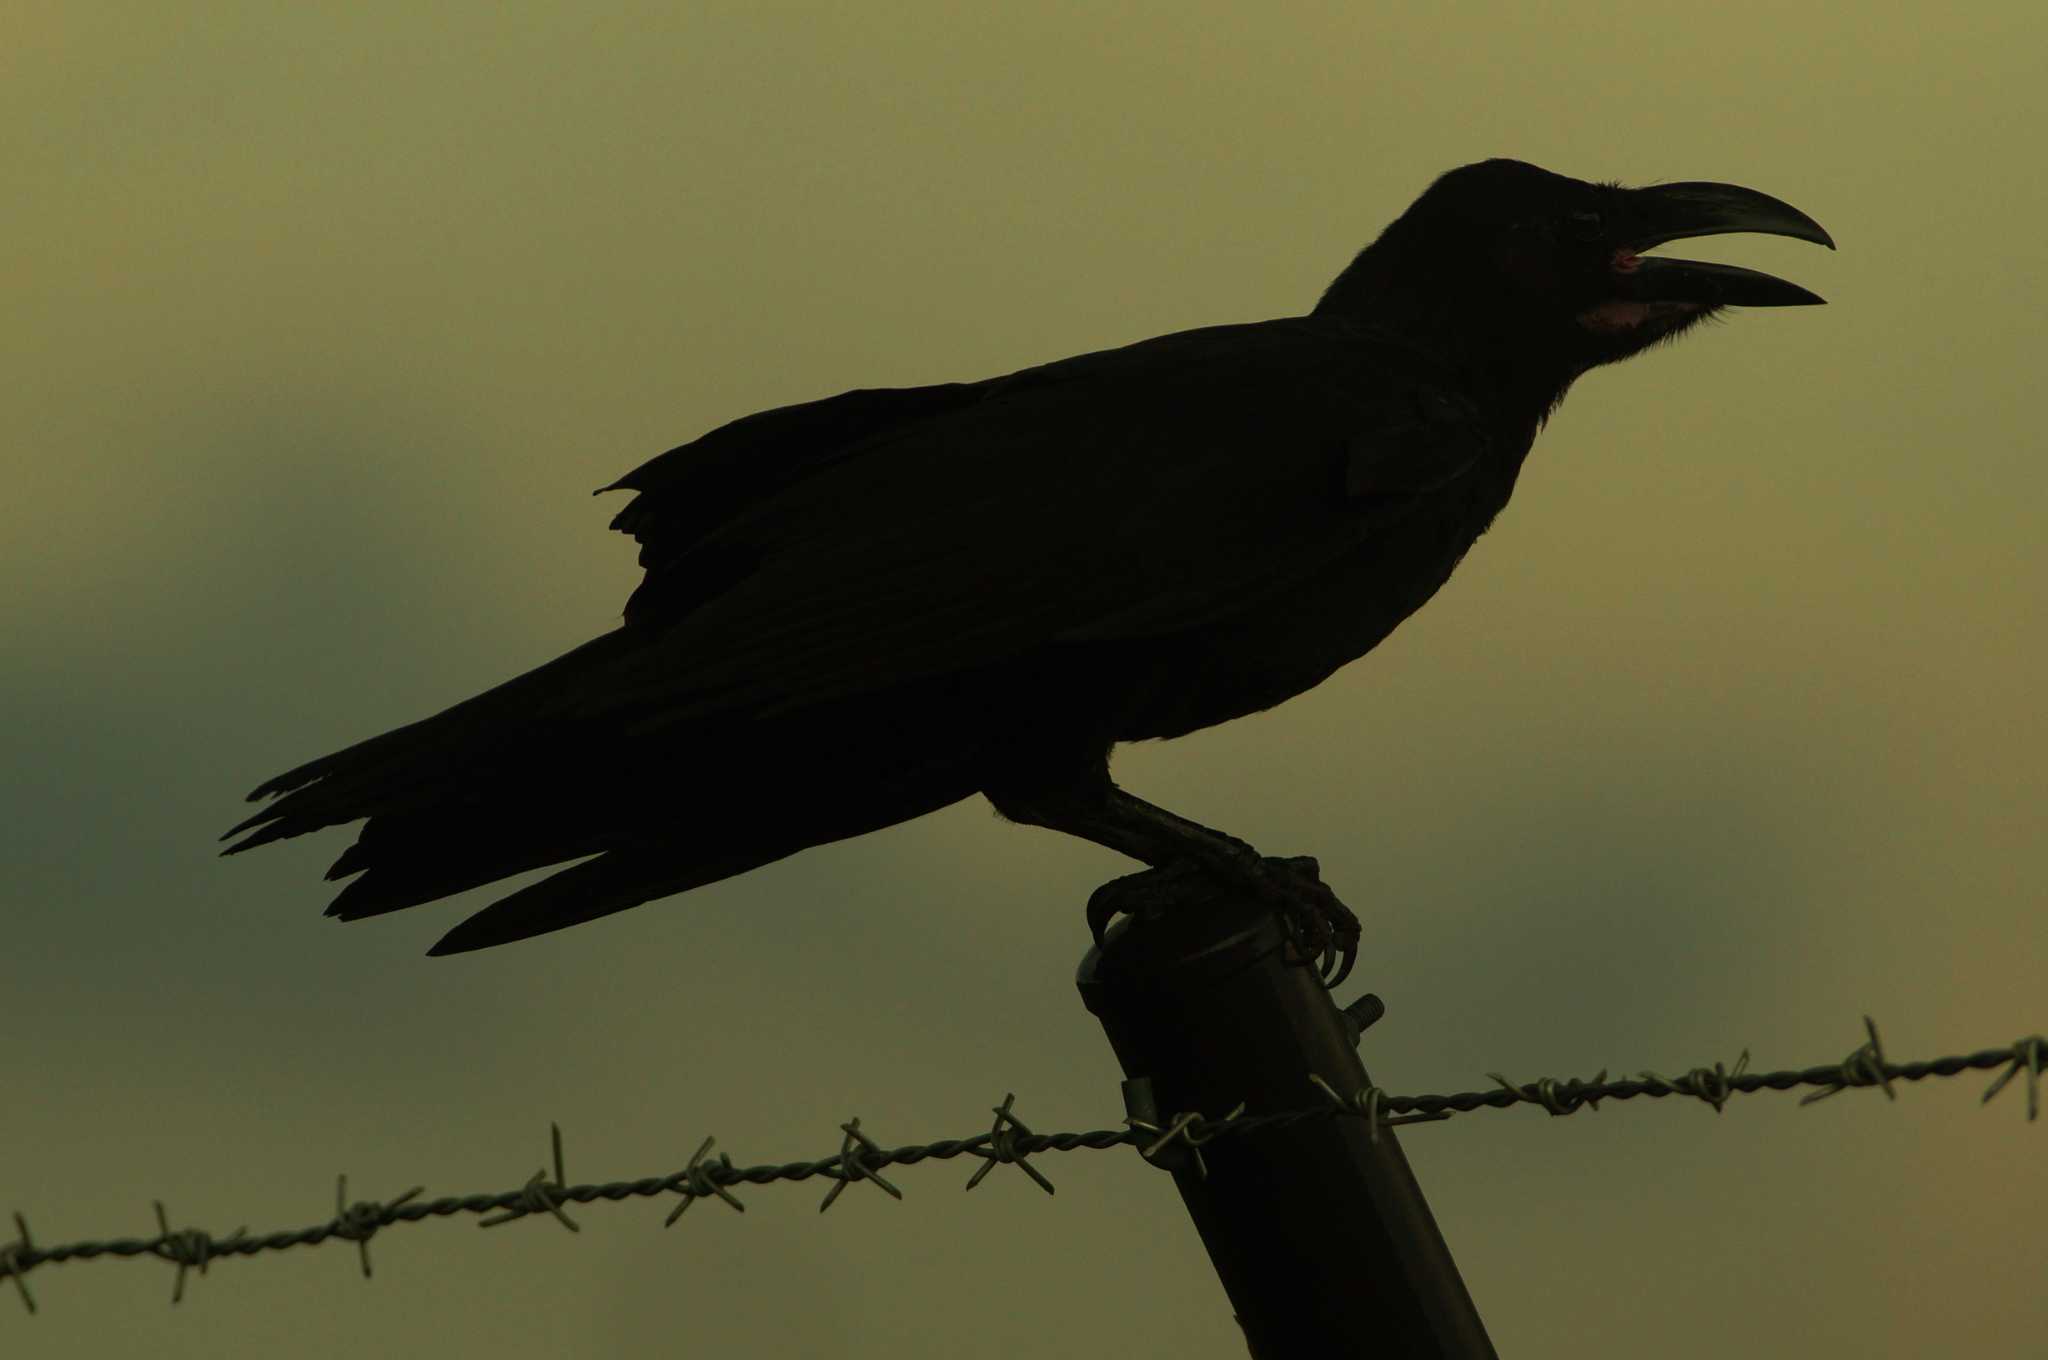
{"left": 1106, "top": 463, "right": 1518, "bottom": 743}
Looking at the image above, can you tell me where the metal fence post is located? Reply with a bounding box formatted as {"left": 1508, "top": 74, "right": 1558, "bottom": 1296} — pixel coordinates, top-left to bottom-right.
{"left": 1076, "top": 865, "right": 1495, "bottom": 1358}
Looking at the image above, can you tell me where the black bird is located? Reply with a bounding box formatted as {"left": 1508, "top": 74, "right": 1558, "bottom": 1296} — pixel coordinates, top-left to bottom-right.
{"left": 224, "top": 159, "right": 1832, "bottom": 982}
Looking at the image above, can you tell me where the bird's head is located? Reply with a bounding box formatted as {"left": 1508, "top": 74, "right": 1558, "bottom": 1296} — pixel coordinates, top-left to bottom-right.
{"left": 1317, "top": 158, "right": 1833, "bottom": 388}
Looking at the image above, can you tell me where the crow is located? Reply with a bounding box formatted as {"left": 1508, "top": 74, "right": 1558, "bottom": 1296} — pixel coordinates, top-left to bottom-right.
{"left": 224, "top": 159, "right": 1832, "bottom": 983}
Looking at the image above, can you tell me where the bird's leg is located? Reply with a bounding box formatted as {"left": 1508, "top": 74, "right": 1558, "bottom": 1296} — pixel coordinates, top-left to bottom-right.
{"left": 987, "top": 774, "right": 1359, "bottom": 986}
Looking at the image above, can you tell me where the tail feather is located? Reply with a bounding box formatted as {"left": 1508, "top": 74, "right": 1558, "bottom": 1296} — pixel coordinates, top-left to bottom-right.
{"left": 417, "top": 761, "right": 976, "bottom": 953}
{"left": 231, "top": 637, "right": 992, "bottom": 952}
{"left": 422, "top": 844, "right": 770, "bottom": 955}
{"left": 323, "top": 817, "right": 612, "bottom": 921}
{"left": 315, "top": 753, "right": 681, "bottom": 920}
{"left": 224, "top": 628, "right": 647, "bottom": 853}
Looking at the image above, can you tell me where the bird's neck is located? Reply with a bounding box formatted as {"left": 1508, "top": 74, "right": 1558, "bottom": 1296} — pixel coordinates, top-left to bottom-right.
{"left": 1316, "top": 254, "right": 1582, "bottom": 430}
{"left": 1452, "top": 347, "right": 1583, "bottom": 436}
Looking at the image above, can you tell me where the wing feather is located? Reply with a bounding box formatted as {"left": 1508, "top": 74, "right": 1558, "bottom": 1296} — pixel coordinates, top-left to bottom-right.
{"left": 598, "top": 317, "right": 1485, "bottom": 726}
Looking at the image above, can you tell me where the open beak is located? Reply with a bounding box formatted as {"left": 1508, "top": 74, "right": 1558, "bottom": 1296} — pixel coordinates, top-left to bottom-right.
{"left": 1614, "top": 181, "right": 1835, "bottom": 307}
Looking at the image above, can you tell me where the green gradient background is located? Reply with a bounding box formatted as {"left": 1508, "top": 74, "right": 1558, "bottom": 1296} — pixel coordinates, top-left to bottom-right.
{"left": 7, "top": 4, "right": 2043, "bottom": 1355}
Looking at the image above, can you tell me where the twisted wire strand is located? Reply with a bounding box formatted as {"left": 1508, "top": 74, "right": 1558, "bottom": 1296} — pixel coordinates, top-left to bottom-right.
{"left": 4, "top": 1026, "right": 2037, "bottom": 1314}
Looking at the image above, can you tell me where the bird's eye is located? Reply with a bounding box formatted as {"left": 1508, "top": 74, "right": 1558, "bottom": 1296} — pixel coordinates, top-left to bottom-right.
{"left": 1567, "top": 210, "right": 1604, "bottom": 240}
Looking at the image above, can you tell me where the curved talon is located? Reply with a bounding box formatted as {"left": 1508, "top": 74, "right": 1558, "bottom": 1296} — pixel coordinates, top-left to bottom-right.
{"left": 1325, "top": 925, "right": 1359, "bottom": 988}
{"left": 1307, "top": 914, "right": 1351, "bottom": 987}
{"left": 1085, "top": 891, "right": 1119, "bottom": 947}
{"left": 1259, "top": 856, "right": 1359, "bottom": 989}
{"left": 1084, "top": 861, "right": 1211, "bottom": 947}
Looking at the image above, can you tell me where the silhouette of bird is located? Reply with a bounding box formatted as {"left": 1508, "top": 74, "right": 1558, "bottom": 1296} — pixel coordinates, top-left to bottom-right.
{"left": 225, "top": 159, "right": 1833, "bottom": 984}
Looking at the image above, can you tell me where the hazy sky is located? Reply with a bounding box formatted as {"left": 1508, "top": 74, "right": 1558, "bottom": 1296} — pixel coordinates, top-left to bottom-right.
{"left": 6, "top": 4, "right": 2043, "bottom": 1356}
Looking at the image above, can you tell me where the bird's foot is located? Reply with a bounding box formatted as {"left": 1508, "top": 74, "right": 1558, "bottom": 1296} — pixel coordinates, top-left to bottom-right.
{"left": 1084, "top": 855, "right": 1359, "bottom": 989}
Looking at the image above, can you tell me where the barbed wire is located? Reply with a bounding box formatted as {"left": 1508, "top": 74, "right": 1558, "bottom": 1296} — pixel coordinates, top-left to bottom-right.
{"left": 4, "top": 1017, "right": 2037, "bottom": 1316}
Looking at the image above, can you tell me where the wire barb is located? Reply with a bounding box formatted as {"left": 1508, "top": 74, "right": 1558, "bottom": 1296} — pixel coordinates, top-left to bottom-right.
{"left": 1, "top": 1212, "right": 36, "bottom": 1315}
{"left": 1310, "top": 1073, "right": 1455, "bottom": 1141}
{"left": 479, "top": 1122, "right": 580, "bottom": 1232}
{"left": 1482, "top": 1068, "right": 1610, "bottom": 1119}
{"left": 1799, "top": 1016, "right": 1894, "bottom": 1107}
{"left": 663, "top": 1137, "right": 745, "bottom": 1226}
{"left": 330, "top": 1175, "right": 424, "bottom": 1279}
{"left": 1980, "top": 1035, "right": 2045, "bottom": 1122}
{"left": 1130, "top": 1102, "right": 1246, "bottom": 1180}
{"left": 965, "top": 1094, "right": 1056, "bottom": 1195}
{"left": 152, "top": 1200, "right": 247, "bottom": 1305}
{"left": 819, "top": 1118, "right": 904, "bottom": 1213}
{"left": 1639, "top": 1052, "right": 1751, "bottom": 1114}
